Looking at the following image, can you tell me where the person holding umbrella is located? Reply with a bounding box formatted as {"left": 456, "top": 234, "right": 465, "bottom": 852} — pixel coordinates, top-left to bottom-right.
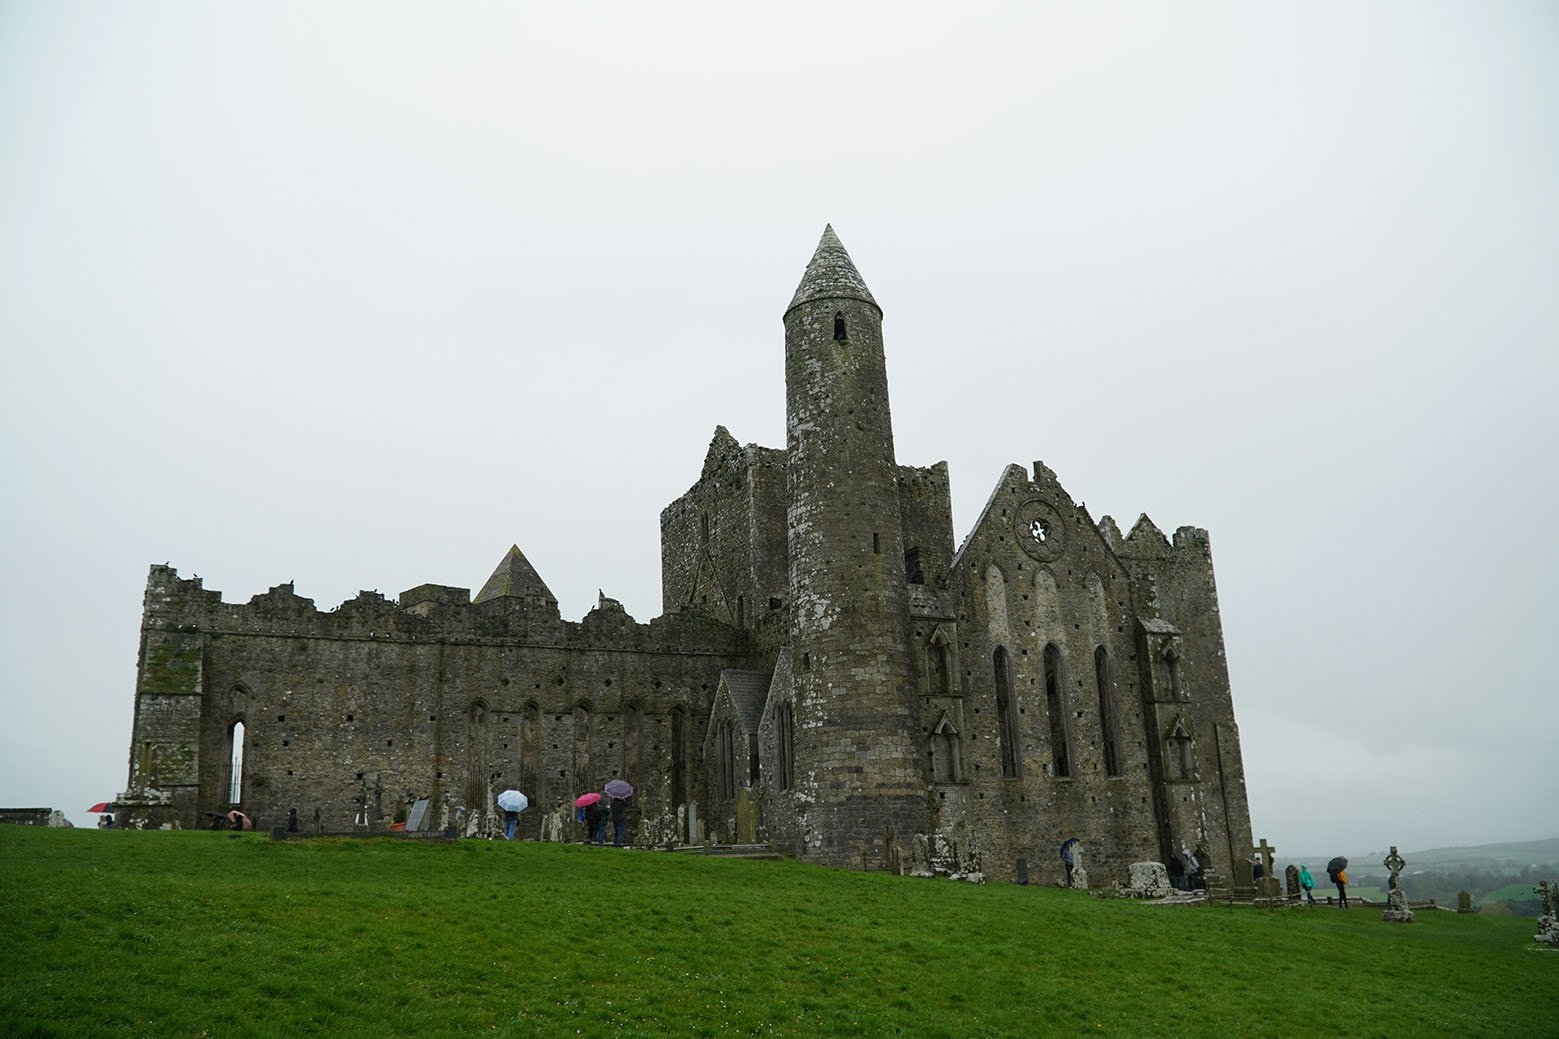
{"left": 576, "top": 793, "right": 605, "bottom": 845}
{"left": 604, "top": 779, "right": 633, "bottom": 847}
{"left": 1327, "top": 856, "right": 1349, "bottom": 908}
{"left": 497, "top": 790, "right": 529, "bottom": 841}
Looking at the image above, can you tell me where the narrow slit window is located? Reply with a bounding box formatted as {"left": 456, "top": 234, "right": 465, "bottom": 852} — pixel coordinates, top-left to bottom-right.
{"left": 833, "top": 312, "right": 847, "bottom": 340}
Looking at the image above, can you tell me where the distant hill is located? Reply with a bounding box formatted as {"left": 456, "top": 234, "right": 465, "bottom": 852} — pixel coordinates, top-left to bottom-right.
{"left": 1280, "top": 837, "right": 1559, "bottom": 876}
{"left": 1277, "top": 838, "right": 1559, "bottom": 916}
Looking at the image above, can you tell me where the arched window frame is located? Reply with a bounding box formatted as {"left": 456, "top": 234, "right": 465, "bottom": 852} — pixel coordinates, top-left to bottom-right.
{"left": 1095, "top": 646, "right": 1122, "bottom": 777}
{"left": 1043, "top": 643, "right": 1071, "bottom": 778}
{"left": 1166, "top": 719, "right": 1194, "bottom": 780}
{"left": 226, "top": 718, "right": 246, "bottom": 804}
{"left": 994, "top": 647, "right": 1021, "bottom": 778}
{"left": 775, "top": 701, "right": 794, "bottom": 792}
{"left": 930, "top": 713, "right": 962, "bottom": 783}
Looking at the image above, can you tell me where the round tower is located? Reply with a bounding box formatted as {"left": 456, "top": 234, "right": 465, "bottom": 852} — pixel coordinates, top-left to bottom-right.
{"left": 783, "top": 225, "right": 926, "bottom": 866}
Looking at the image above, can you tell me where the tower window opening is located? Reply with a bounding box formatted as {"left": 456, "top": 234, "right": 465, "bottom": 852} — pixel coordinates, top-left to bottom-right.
{"left": 873, "top": 532, "right": 881, "bottom": 555}
{"left": 833, "top": 312, "right": 847, "bottom": 340}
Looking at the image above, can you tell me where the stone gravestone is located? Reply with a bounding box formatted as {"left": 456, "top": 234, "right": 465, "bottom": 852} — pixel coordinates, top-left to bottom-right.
{"left": 1285, "top": 864, "right": 1301, "bottom": 902}
{"left": 1231, "top": 856, "right": 1255, "bottom": 897}
{"left": 1254, "top": 839, "right": 1282, "bottom": 900}
{"left": 1069, "top": 846, "right": 1089, "bottom": 890}
{"left": 1457, "top": 890, "right": 1473, "bottom": 914}
{"left": 735, "top": 789, "right": 758, "bottom": 844}
{"left": 1123, "top": 862, "right": 1172, "bottom": 899}
{"left": 406, "top": 798, "right": 430, "bottom": 832}
{"left": 1534, "top": 880, "right": 1558, "bottom": 945}
{"left": 1381, "top": 846, "right": 1414, "bottom": 923}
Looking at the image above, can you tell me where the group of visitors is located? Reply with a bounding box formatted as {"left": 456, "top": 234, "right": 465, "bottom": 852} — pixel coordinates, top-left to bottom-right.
{"left": 1296, "top": 861, "right": 1348, "bottom": 907}
{"left": 580, "top": 796, "right": 629, "bottom": 847}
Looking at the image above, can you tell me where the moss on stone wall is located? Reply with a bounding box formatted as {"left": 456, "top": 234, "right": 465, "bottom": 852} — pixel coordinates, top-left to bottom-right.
{"left": 138, "top": 639, "right": 202, "bottom": 695}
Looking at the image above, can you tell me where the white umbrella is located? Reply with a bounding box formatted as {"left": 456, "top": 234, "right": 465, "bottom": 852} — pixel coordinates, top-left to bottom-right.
{"left": 496, "top": 789, "right": 529, "bottom": 813}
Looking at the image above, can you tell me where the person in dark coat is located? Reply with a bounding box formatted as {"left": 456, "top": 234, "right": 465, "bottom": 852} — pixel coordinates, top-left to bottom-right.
{"left": 1329, "top": 864, "right": 1349, "bottom": 908}
{"left": 584, "top": 801, "right": 605, "bottom": 845}
{"left": 286, "top": 808, "right": 299, "bottom": 834}
{"left": 610, "top": 796, "right": 627, "bottom": 847}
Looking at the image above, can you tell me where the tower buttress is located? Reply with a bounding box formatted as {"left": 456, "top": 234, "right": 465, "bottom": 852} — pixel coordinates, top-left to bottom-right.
{"left": 783, "top": 225, "right": 925, "bottom": 865}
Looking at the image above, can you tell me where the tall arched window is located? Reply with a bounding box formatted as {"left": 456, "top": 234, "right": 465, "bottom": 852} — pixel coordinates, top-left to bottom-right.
{"left": 1043, "top": 644, "right": 1071, "bottom": 778}
{"left": 227, "top": 720, "right": 245, "bottom": 804}
{"left": 466, "top": 701, "right": 488, "bottom": 806}
{"left": 1167, "top": 721, "right": 1194, "bottom": 780}
{"left": 716, "top": 720, "right": 736, "bottom": 801}
{"left": 670, "top": 705, "right": 689, "bottom": 807}
{"left": 520, "top": 701, "right": 541, "bottom": 800}
{"left": 623, "top": 703, "right": 642, "bottom": 783}
{"left": 994, "top": 647, "right": 1020, "bottom": 778}
{"left": 930, "top": 715, "right": 962, "bottom": 782}
{"left": 776, "top": 702, "right": 794, "bottom": 791}
{"left": 833, "top": 311, "right": 847, "bottom": 340}
{"left": 929, "top": 634, "right": 951, "bottom": 696}
{"left": 572, "top": 702, "right": 592, "bottom": 789}
{"left": 1095, "top": 646, "right": 1121, "bottom": 777}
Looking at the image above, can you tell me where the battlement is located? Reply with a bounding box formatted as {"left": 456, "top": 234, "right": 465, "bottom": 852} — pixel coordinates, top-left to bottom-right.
{"left": 140, "top": 564, "right": 737, "bottom": 654}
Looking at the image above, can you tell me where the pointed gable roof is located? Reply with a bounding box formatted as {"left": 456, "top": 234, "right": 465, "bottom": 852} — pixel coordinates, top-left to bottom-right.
{"left": 473, "top": 545, "right": 557, "bottom": 605}
{"left": 786, "top": 224, "right": 881, "bottom": 316}
{"left": 721, "top": 669, "right": 772, "bottom": 734}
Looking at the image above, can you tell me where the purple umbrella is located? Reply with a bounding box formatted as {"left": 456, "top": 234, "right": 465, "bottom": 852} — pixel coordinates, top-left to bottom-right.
{"left": 603, "top": 779, "right": 633, "bottom": 799}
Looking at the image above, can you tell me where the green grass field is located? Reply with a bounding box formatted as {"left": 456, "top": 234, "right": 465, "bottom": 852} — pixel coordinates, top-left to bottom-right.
{"left": 2, "top": 828, "right": 1554, "bottom": 1038}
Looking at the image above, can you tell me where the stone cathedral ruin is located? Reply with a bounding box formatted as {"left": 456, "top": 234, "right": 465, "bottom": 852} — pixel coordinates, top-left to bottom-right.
{"left": 120, "top": 227, "right": 1253, "bottom": 884}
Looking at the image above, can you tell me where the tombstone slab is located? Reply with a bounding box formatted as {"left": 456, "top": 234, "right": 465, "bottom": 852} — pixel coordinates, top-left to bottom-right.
{"left": 407, "top": 798, "right": 430, "bottom": 832}
{"left": 1123, "top": 862, "right": 1172, "bottom": 898}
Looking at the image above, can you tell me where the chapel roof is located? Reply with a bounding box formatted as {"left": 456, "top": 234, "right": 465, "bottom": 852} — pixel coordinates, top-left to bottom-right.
{"left": 473, "top": 545, "right": 557, "bottom": 605}
{"left": 721, "top": 669, "right": 772, "bottom": 734}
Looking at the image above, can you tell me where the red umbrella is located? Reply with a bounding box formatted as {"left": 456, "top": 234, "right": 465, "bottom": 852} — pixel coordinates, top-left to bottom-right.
{"left": 574, "top": 792, "right": 601, "bottom": 807}
{"left": 86, "top": 802, "right": 113, "bottom": 813}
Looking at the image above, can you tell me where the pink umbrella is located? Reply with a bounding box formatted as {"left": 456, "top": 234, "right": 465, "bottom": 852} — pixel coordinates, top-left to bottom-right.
{"left": 574, "top": 792, "right": 602, "bottom": 808}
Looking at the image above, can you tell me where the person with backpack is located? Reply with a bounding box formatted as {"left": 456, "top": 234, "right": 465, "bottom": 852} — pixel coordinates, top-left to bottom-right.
{"left": 1329, "top": 864, "right": 1349, "bottom": 908}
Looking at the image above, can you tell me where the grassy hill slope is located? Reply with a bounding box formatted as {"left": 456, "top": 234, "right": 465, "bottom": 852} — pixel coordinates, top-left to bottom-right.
{"left": 2, "top": 829, "right": 1554, "bottom": 1038}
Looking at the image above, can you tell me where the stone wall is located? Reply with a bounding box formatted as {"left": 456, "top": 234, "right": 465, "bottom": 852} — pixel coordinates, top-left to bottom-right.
{"left": 120, "top": 567, "right": 746, "bottom": 840}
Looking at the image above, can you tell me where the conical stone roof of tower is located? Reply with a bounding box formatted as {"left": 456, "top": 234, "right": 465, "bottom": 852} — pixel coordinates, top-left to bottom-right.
{"left": 474, "top": 545, "right": 557, "bottom": 605}
{"left": 787, "top": 224, "right": 880, "bottom": 315}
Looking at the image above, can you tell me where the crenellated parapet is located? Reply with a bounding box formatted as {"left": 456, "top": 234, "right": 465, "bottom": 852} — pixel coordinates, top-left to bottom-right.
{"left": 139, "top": 564, "right": 741, "bottom": 656}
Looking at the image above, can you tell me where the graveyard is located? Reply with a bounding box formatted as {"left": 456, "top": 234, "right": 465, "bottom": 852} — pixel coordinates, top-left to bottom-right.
{"left": 2, "top": 827, "right": 1553, "bottom": 1038}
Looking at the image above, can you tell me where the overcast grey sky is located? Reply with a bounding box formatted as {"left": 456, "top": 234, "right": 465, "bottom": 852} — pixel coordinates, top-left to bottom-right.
{"left": 2, "top": 3, "right": 1554, "bottom": 857}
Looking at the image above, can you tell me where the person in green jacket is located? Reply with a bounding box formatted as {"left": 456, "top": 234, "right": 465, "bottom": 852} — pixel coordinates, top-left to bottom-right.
{"left": 1298, "top": 864, "right": 1318, "bottom": 905}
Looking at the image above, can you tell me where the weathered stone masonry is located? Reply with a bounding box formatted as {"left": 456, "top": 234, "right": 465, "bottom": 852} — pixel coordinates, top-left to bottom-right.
{"left": 121, "top": 226, "right": 1252, "bottom": 884}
